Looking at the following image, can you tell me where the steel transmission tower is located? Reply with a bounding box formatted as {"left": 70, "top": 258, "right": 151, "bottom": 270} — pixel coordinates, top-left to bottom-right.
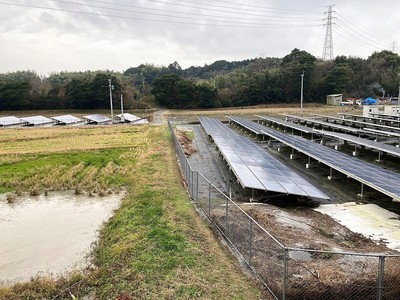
{"left": 322, "top": 5, "right": 334, "bottom": 60}
{"left": 390, "top": 41, "right": 398, "bottom": 53}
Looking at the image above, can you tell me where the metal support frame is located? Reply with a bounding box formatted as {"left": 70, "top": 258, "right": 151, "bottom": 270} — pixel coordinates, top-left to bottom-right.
{"left": 376, "top": 151, "right": 382, "bottom": 162}
{"left": 358, "top": 182, "right": 364, "bottom": 198}
{"left": 328, "top": 167, "right": 333, "bottom": 180}
{"left": 290, "top": 148, "right": 295, "bottom": 160}
{"left": 306, "top": 156, "right": 311, "bottom": 168}
{"left": 377, "top": 256, "right": 385, "bottom": 300}
{"left": 353, "top": 144, "right": 358, "bottom": 156}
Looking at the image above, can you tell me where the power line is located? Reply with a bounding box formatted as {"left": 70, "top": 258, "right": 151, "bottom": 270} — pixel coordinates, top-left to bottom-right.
{"left": 0, "top": 1, "right": 322, "bottom": 28}
{"left": 334, "top": 26, "right": 386, "bottom": 51}
{"left": 162, "top": 0, "right": 323, "bottom": 14}
{"left": 142, "top": 0, "right": 321, "bottom": 17}
{"left": 57, "top": 0, "right": 322, "bottom": 22}
{"left": 335, "top": 9, "right": 388, "bottom": 47}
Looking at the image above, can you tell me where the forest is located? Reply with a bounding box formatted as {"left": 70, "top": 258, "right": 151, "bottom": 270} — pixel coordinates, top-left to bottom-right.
{"left": 1, "top": 48, "right": 399, "bottom": 110}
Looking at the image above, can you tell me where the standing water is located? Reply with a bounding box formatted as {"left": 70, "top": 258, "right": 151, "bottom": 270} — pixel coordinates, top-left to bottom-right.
{"left": 0, "top": 191, "right": 122, "bottom": 285}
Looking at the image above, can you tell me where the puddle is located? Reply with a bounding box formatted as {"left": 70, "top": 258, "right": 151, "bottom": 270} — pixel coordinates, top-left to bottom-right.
{"left": 315, "top": 202, "right": 400, "bottom": 251}
{"left": 0, "top": 191, "right": 122, "bottom": 285}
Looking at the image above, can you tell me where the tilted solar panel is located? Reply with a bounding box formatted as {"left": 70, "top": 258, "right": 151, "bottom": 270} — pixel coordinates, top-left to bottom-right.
{"left": 84, "top": 114, "right": 111, "bottom": 123}
{"left": 21, "top": 116, "right": 52, "bottom": 125}
{"left": 199, "top": 116, "right": 329, "bottom": 199}
{"left": 52, "top": 115, "right": 82, "bottom": 124}
{"left": 0, "top": 116, "right": 22, "bottom": 126}
{"left": 228, "top": 116, "right": 400, "bottom": 202}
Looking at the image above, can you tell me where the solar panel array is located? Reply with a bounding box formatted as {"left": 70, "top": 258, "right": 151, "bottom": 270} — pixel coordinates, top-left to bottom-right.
{"left": 315, "top": 130, "right": 400, "bottom": 157}
{"left": 52, "top": 115, "right": 82, "bottom": 125}
{"left": 199, "top": 117, "right": 329, "bottom": 199}
{"left": 255, "top": 115, "right": 319, "bottom": 135}
{"left": 20, "top": 116, "right": 53, "bottom": 126}
{"left": 313, "top": 114, "right": 400, "bottom": 132}
{"left": 369, "top": 112, "right": 400, "bottom": 120}
{"left": 117, "top": 113, "right": 148, "bottom": 124}
{"left": 286, "top": 115, "right": 363, "bottom": 134}
{"left": 363, "top": 127, "right": 400, "bottom": 139}
{"left": 339, "top": 113, "right": 400, "bottom": 126}
{"left": 83, "top": 114, "right": 111, "bottom": 123}
{"left": 0, "top": 116, "right": 23, "bottom": 127}
{"left": 228, "top": 116, "right": 400, "bottom": 202}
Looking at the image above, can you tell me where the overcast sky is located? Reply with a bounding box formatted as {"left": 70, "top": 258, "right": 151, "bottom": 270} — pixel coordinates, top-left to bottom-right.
{"left": 0, "top": 0, "right": 399, "bottom": 74}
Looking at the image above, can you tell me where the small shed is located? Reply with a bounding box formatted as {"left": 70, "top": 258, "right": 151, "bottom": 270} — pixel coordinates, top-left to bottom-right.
{"left": 383, "top": 105, "right": 400, "bottom": 116}
{"left": 20, "top": 116, "right": 53, "bottom": 127}
{"left": 326, "top": 94, "right": 343, "bottom": 106}
{"left": 0, "top": 116, "right": 23, "bottom": 127}
{"left": 83, "top": 114, "right": 112, "bottom": 125}
{"left": 52, "top": 115, "right": 83, "bottom": 126}
{"left": 116, "top": 113, "right": 148, "bottom": 124}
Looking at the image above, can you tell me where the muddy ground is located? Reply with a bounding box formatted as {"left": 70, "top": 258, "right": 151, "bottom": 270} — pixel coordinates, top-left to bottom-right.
{"left": 177, "top": 123, "right": 400, "bottom": 255}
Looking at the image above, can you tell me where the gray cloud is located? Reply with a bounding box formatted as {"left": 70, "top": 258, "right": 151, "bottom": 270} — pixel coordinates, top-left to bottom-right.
{"left": 0, "top": 0, "right": 398, "bottom": 74}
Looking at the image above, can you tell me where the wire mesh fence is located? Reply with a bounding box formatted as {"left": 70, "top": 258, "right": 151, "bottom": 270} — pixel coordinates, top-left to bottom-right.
{"left": 169, "top": 121, "right": 400, "bottom": 300}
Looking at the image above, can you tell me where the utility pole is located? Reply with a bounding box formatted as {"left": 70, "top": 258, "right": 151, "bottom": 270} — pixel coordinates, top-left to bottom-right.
{"left": 398, "top": 81, "right": 400, "bottom": 101}
{"left": 390, "top": 41, "right": 398, "bottom": 53}
{"left": 322, "top": 5, "right": 335, "bottom": 60}
{"left": 120, "top": 94, "right": 124, "bottom": 115}
{"left": 108, "top": 78, "right": 114, "bottom": 123}
{"left": 300, "top": 71, "right": 304, "bottom": 114}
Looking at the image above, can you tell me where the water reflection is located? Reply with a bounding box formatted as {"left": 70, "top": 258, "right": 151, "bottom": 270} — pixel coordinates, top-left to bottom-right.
{"left": 0, "top": 191, "right": 122, "bottom": 285}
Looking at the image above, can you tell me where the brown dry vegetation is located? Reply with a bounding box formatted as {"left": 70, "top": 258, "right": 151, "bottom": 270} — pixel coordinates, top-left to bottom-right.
{"left": 166, "top": 103, "right": 361, "bottom": 122}
{"left": 175, "top": 129, "right": 197, "bottom": 156}
{"left": 0, "top": 125, "right": 147, "bottom": 155}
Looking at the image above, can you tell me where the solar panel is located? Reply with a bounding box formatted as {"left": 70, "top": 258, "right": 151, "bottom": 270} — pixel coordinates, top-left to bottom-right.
{"left": 83, "top": 114, "right": 111, "bottom": 123}
{"left": 199, "top": 116, "right": 329, "bottom": 199}
{"left": 363, "top": 127, "right": 400, "bottom": 138}
{"left": 117, "top": 113, "right": 149, "bottom": 124}
{"left": 339, "top": 113, "right": 400, "bottom": 126}
{"left": 0, "top": 116, "right": 23, "bottom": 127}
{"left": 286, "top": 115, "right": 362, "bottom": 134}
{"left": 369, "top": 112, "right": 400, "bottom": 120}
{"left": 315, "top": 130, "right": 400, "bottom": 157}
{"left": 20, "top": 116, "right": 53, "bottom": 126}
{"left": 312, "top": 113, "right": 400, "bottom": 132}
{"left": 255, "top": 115, "right": 319, "bottom": 135}
{"left": 52, "top": 115, "right": 82, "bottom": 125}
{"left": 228, "top": 116, "right": 400, "bottom": 202}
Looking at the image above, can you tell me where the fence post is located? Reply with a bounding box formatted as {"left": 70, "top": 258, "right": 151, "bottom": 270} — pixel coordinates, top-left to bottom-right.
{"left": 249, "top": 217, "right": 253, "bottom": 267}
{"left": 190, "top": 170, "right": 194, "bottom": 197}
{"left": 208, "top": 182, "right": 211, "bottom": 216}
{"left": 377, "top": 256, "right": 385, "bottom": 300}
{"left": 195, "top": 171, "right": 199, "bottom": 201}
{"left": 283, "top": 248, "right": 288, "bottom": 300}
{"left": 225, "top": 196, "right": 229, "bottom": 237}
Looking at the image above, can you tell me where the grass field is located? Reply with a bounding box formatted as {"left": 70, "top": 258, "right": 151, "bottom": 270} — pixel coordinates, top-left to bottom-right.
{"left": 0, "top": 123, "right": 263, "bottom": 299}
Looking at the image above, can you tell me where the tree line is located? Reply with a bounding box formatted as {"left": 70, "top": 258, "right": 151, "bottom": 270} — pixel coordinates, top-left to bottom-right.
{"left": 1, "top": 49, "right": 399, "bottom": 110}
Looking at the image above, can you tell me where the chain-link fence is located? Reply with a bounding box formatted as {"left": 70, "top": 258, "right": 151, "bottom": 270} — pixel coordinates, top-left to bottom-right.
{"left": 169, "top": 121, "right": 400, "bottom": 300}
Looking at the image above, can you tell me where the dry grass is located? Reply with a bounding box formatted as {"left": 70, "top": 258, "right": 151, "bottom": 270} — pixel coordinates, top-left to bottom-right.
{"left": 166, "top": 103, "right": 361, "bottom": 122}
{"left": 0, "top": 125, "right": 147, "bottom": 155}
